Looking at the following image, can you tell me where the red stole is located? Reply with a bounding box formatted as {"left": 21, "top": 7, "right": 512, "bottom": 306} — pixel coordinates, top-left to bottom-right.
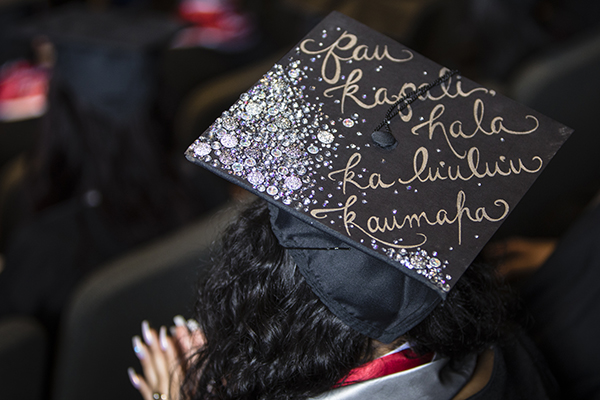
{"left": 336, "top": 349, "right": 434, "bottom": 387}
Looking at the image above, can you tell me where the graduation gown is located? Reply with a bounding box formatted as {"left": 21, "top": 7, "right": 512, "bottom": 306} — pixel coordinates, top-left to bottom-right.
{"left": 311, "top": 331, "right": 558, "bottom": 400}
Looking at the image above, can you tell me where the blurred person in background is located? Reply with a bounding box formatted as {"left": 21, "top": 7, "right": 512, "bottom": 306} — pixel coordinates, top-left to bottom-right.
{"left": 0, "top": 7, "right": 229, "bottom": 335}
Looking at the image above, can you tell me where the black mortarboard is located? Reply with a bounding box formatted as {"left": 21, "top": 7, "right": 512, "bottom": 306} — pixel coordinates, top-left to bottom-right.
{"left": 185, "top": 12, "right": 572, "bottom": 342}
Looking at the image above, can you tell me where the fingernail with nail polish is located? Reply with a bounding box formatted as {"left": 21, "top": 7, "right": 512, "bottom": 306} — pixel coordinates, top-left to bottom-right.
{"left": 187, "top": 319, "right": 200, "bottom": 331}
{"left": 128, "top": 367, "right": 141, "bottom": 389}
{"left": 173, "top": 315, "right": 186, "bottom": 327}
{"left": 142, "top": 320, "right": 153, "bottom": 345}
{"left": 169, "top": 326, "right": 177, "bottom": 336}
{"left": 132, "top": 336, "right": 145, "bottom": 359}
{"left": 159, "top": 326, "right": 168, "bottom": 351}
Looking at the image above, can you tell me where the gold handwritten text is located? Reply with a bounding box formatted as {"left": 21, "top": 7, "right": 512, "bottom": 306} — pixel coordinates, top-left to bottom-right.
{"left": 311, "top": 190, "right": 510, "bottom": 246}
{"left": 299, "top": 31, "right": 413, "bottom": 85}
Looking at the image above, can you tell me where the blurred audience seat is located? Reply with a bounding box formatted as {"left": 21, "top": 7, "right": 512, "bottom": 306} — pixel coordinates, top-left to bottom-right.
{"left": 494, "top": 27, "right": 600, "bottom": 238}
{"left": 0, "top": 315, "right": 48, "bottom": 400}
{"left": 51, "top": 203, "right": 238, "bottom": 400}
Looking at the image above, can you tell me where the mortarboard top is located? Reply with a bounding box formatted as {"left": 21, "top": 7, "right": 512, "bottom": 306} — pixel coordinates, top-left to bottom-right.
{"left": 185, "top": 12, "right": 572, "bottom": 342}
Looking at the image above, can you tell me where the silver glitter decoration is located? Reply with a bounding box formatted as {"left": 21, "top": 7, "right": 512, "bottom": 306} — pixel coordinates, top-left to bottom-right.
{"left": 222, "top": 117, "right": 237, "bottom": 130}
{"left": 219, "top": 151, "right": 235, "bottom": 165}
{"left": 276, "top": 117, "right": 291, "bottom": 129}
{"left": 187, "top": 61, "right": 330, "bottom": 203}
{"left": 194, "top": 143, "right": 211, "bottom": 157}
{"left": 384, "top": 248, "right": 451, "bottom": 291}
{"left": 220, "top": 134, "right": 238, "bottom": 148}
{"left": 271, "top": 148, "right": 283, "bottom": 157}
{"left": 317, "top": 130, "right": 334, "bottom": 144}
{"left": 246, "top": 102, "right": 263, "bottom": 115}
{"left": 248, "top": 171, "right": 265, "bottom": 185}
{"left": 287, "top": 146, "right": 302, "bottom": 158}
{"left": 284, "top": 176, "right": 302, "bottom": 190}
{"left": 232, "top": 163, "right": 243, "bottom": 172}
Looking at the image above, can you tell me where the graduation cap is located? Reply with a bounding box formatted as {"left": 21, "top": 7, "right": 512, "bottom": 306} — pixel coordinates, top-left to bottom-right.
{"left": 185, "top": 12, "right": 572, "bottom": 342}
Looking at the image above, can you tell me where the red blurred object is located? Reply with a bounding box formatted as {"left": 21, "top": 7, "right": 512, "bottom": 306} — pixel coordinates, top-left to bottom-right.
{"left": 0, "top": 61, "right": 49, "bottom": 122}
{"left": 173, "top": 0, "right": 256, "bottom": 50}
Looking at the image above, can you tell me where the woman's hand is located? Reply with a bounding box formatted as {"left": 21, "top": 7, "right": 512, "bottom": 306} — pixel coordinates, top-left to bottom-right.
{"left": 128, "top": 317, "right": 205, "bottom": 400}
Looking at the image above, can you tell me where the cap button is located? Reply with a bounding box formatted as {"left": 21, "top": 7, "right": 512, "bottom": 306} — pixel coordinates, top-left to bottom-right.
{"left": 371, "top": 129, "right": 398, "bottom": 149}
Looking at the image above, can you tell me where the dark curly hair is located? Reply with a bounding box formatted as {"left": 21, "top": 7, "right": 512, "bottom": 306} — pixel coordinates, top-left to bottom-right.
{"left": 182, "top": 199, "right": 514, "bottom": 400}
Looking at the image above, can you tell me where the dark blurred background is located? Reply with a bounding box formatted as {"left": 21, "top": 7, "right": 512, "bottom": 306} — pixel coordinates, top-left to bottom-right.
{"left": 0, "top": 0, "right": 599, "bottom": 399}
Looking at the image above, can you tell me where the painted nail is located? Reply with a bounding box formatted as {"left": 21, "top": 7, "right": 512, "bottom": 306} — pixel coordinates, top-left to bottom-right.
{"left": 169, "top": 326, "right": 177, "bottom": 336}
{"left": 159, "top": 326, "right": 168, "bottom": 351}
{"left": 174, "top": 315, "right": 186, "bottom": 327}
{"left": 142, "top": 320, "right": 153, "bottom": 345}
{"left": 128, "top": 367, "right": 141, "bottom": 389}
{"left": 132, "top": 336, "right": 145, "bottom": 359}
{"left": 187, "top": 319, "right": 200, "bottom": 332}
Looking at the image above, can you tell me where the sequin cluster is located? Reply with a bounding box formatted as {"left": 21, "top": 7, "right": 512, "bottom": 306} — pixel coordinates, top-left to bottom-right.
{"left": 187, "top": 60, "right": 337, "bottom": 206}
{"left": 383, "top": 247, "right": 450, "bottom": 291}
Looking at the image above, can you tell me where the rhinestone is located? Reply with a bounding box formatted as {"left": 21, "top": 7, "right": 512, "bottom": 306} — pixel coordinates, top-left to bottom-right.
{"left": 214, "top": 127, "right": 226, "bottom": 137}
{"left": 288, "top": 69, "right": 300, "bottom": 78}
{"left": 240, "top": 137, "right": 251, "bottom": 147}
{"left": 245, "top": 148, "right": 260, "bottom": 158}
{"left": 219, "top": 152, "right": 234, "bottom": 165}
{"left": 240, "top": 93, "right": 250, "bottom": 101}
{"left": 271, "top": 148, "right": 282, "bottom": 157}
{"left": 220, "top": 134, "right": 238, "bottom": 148}
{"left": 286, "top": 146, "right": 302, "bottom": 158}
{"left": 278, "top": 166, "right": 289, "bottom": 175}
{"left": 267, "top": 186, "right": 278, "bottom": 195}
{"left": 342, "top": 118, "right": 354, "bottom": 128}
{"left": 244, "top": 158, "right": 256, "bottom": 167}
{"left": 285, "top": 176, "right": 302, "bottom": 190}
{"left": 245, "top": 102, "right": 263, "bottom": 115}
{"left": 273, "top": 80, "right": 288, "bottom": 91}
{"left": 222, "top": 117, "right": 237, "bottom": 130}
{"left": 276, "top": 117, "right": 291, "bottom": 129}
{"left": 232, "top": 163, "right": 243, "bottom": 172}
{"left": 268, "top": 107, "right": 279, "bottom": 116}
{"left": 193, "top": 143, "right": 211, "bottom": 157}
{"left": 429, "top": 258, "right": 441, "bottom": 268}
{"left": 267, "top": 123, "right": 277, "bottom": 132}
{"left": 317, "top": 131, "right": 334, "bottom": 144}
{"left": 307, "top": 144, "right": 319, "bottom": 154}
{"left": 247, "top": 171, "right": 265, "bottom": 186}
